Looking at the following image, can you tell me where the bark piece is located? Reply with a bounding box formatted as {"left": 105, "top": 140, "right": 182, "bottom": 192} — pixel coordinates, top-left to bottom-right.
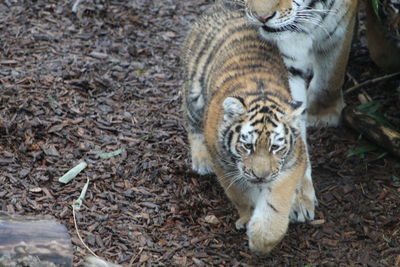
{"left": 0, "top": 213, "right": 73, "bottom": 267}
{"left": 343, "top": 106, "right": 400, "bottom": 158}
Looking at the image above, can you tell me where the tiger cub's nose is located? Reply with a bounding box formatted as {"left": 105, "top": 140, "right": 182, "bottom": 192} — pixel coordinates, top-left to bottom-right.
{"left": 256, "top": 11, "right": 276, "bottom": 24}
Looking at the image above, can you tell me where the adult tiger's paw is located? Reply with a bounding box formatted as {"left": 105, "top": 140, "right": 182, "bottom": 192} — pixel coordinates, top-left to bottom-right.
{"left": 307, "top": 112, "right": 341, "bottom": 127}
{"left": 307, "top": 98, "right": 344, "bottom": 127}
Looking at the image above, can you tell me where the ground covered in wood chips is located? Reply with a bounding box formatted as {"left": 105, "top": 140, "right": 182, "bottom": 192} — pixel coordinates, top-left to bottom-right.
{"left": 0, "top": 0, "right": 399, "bottom": 266}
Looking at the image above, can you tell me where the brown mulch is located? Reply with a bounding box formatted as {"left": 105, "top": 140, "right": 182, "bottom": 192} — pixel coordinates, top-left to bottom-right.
{"left": 0, "top": 0, "right": 399, "bottom": 266}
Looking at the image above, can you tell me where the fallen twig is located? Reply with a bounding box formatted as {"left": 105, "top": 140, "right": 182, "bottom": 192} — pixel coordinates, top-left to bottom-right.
{"left": 346, "top": 71, "right": 359, "bottom": 85}
{"left": 72, "top": 178, "right": 98, "bottom": 257}
{"left": 130, "top": 247, "right": 144, "bottom": 266}
{"left": 344, "top": 72, "right": 400, "bottom": 95}
{"left": 73, "top": 179, "right": 124, "bottom": 266}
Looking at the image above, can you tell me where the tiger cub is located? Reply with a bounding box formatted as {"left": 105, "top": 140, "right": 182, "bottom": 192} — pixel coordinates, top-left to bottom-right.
{"left": 365, "top": 0, "right": 400, "bottom": 72}
{"left": 182, "top": 1, "right": 316, "bottom": 254}
{"left": 244, "top": 0, "right": 360, "bottom": 126}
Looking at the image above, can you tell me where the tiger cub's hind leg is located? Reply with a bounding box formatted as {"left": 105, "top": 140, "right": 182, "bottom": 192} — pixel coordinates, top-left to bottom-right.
{"left": 184, "top": 80, "right": 213, "bottom": 175}
{"left": 188, "top": 132, "right": 214, "bottom": 175}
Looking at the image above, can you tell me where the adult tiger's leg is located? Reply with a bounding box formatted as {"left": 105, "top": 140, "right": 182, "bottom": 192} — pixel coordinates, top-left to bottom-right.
{"left": 307, "top": 8, "right": 357, "bottom": 127}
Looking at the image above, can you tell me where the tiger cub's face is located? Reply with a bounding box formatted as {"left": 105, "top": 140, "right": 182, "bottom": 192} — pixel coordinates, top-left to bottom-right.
{"left": 244, "top": 0, "right": 324, "bottom": 34}
{"left": 220, "top": 96, "right": 303, "bottom": 185}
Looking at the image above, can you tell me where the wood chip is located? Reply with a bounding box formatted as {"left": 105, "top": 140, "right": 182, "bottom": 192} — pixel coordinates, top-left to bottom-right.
{"left": 29, "top": 187, "right": 42, "bottom": 193}
{"left": 204, "top": 215, "right": 219, "bottom": 225}
{"left": 310, "top": 219, "right": 326, "bottom": 225}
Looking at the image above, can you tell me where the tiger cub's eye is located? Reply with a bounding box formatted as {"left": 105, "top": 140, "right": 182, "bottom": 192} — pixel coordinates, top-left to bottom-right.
{"left": 271, "top": 144, "right": 280, "bottom": 151}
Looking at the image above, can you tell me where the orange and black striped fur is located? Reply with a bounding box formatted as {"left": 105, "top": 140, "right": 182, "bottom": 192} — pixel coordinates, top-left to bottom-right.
{"left": 244, "top": 0, "right": 359, "bottom": 126}
{"left": 182, "top": 1, "right": 316, "bottom": 254}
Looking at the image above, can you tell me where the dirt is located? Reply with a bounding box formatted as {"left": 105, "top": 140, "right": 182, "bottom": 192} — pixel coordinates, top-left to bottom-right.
{"left": 0, "top": 0, "right": 399, "bottom": 266}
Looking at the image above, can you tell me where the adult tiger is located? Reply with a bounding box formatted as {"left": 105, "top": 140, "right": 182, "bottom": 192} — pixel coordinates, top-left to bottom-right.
{"left": 244, "top": 0, "right": 360, "bottom": 126}
{"left": 365, "top": 0, "right": 400, "bottom": 72}
{"left": 182, "top": 1, "right": 316, "bottom": 254}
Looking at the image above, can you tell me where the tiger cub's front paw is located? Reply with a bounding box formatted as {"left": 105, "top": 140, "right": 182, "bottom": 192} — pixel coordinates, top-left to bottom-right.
{"left": 235, "top": 215, "right": 250, "bottom": 230}
{"left": 247, "top": 216, "right": 288, "bottom": 255}
{"left": 289, "top": 185, "right": 317, "bottom": 223}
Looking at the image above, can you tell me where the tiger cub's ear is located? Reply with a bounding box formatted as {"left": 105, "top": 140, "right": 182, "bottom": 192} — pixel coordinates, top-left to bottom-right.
{"left": 288, "top": 101, "right": 305, "bottom": 118}
{"left": 284, "top": 101, "right": 305, "bottom": 122}
{"left": 284, "top": 101, "right": 304, "bottom": 137}
{"left": 223, "top": 96, "right": 246, "bottom": 121}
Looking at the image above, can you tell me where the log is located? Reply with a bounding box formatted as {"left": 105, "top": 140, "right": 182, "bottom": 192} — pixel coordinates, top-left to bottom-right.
{"left": 0, "top": 212, "right": 73, "bottom": 267}
{"left": 343, "top": 106, "right": 400, "bottom": 158}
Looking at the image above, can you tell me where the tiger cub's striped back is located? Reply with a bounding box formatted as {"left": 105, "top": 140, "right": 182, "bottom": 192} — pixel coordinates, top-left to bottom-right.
{"left": 181, "top": 1, "right": 316, "bottom": 254}
{"left": 182, "top": 1, "right": 290, "bottom": 137}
